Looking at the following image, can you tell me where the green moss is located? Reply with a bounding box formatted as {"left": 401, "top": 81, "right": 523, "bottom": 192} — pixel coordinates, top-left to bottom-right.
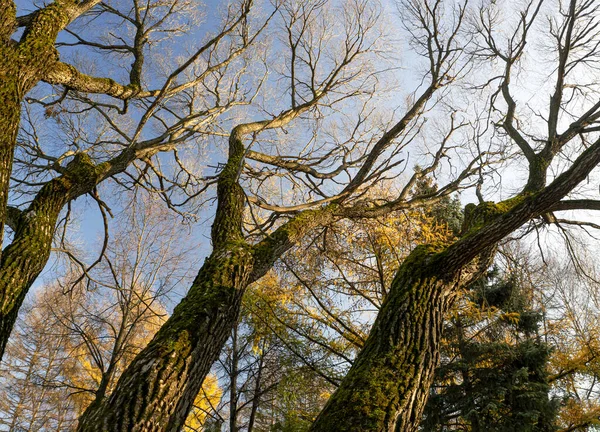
{"left": 312, "top": 266, "right": 446, "bottom": 430}
{"left": 391, "top": 242, "right": 449, "bottom": 283}
{"left": 496, "top": 194, "right": 528, "bottom": 212}
{"left": 461, "top": 194, "right": 530, "bottom": 236}
{"left": 251, "top": 204, "right": 338, "bottom": 265}
{"left": 149, "top": 245, "right": 253, "bottom": 359}
{"left": 61, "top": 152, "right": 107, "bottom": 189}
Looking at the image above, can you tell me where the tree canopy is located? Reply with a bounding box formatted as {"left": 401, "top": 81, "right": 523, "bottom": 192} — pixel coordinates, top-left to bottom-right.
{"left": 4, "top": 0, "right": 600, "bottom": 430}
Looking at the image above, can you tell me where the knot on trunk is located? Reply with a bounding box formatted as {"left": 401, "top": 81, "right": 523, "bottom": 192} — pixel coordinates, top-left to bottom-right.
{"left": 461, "top": 195, "right": 526, "bottom": 236}
{"left": 65, "top": 152, "right": 98, "bottom": 181}
{"left": 461, "top": 202, "right": 504, "bottom": 234}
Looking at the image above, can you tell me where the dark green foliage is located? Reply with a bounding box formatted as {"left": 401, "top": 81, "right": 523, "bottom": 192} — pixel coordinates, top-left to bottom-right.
{"left": 411, "top": 171, "right": 464, "bottom": 236}
{"left": 432, "top": 195, "right": 463, "bottom": 237}
{"left": 271, "top": 415, "right": 311, "bottom": 432}
{"left": 420, "top": 269, "right": 559, "bottom": 432}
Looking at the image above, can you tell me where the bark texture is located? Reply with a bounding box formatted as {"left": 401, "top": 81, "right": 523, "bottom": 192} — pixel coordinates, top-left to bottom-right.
{"left": 311, "top": 131, "right": 600, "bottom": 431}
{"left": 0, "top": 154, "right": 108, "bottom": 356}
{"left": 0, "top": 0, "right": 145, "bottom": 359}
{"left": 77, "top": 247, "right": 253, "bottom": 431}
{"left": 76, "top": 128, "right": 338, "bottom": 430}
{"left": 311, "top": 245, "right": 454, "bottom": 432}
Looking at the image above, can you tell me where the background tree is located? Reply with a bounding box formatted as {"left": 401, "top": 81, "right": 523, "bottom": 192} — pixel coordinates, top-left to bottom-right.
{"left": 421, "top": 263, "right": 558, "bottom": 431}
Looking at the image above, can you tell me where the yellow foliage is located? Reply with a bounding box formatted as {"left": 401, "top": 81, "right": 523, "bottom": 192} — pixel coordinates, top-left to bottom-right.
{"left": 499, "top": 312, "right": 521, "bottom": 325}
{"left": 183, "top": 374, "right": 223, "bottom": 431}
{"left": 34, "top": 282, "right": 170, "bottom": 417}
{"left": 557, "top": 398, "right": 600, "bottom": 430}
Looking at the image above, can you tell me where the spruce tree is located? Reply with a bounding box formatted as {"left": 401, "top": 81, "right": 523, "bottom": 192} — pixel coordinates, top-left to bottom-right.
{"left": 421, "top": 268, "right": 558, "bottom": 431}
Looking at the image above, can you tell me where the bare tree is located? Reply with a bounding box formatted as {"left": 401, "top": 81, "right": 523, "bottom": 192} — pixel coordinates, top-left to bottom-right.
{"left": 72, "top": 0, "right": 480, "bottom": 428}
{"left": 1, "top": 0, "right": 264, "bottom": 359}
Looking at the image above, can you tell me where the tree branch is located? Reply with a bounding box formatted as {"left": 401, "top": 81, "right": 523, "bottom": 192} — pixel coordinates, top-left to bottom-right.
{"left": 43, "top": 62, "right": 155, "bottom": 100}
{"left": 5, "top": 206, "right": 22, "bottom": 231}
{"left": 550, "top": 199, "right": 600, "bottom": 212}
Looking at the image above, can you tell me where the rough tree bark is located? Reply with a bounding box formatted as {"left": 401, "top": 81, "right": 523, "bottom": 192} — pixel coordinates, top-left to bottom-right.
{"left": 76, "top": 247, "right": 253, "bottom": 431}
{"left": 311, "top": 131, "right": 600, "bottom": 431}
{"left": 0, "top": 154, "right": 109, "bottom": 356}
{"left": 76, "top": 123, "right": 339, "bottom": 431}
{"left": 312, "top": 245, "right": 460, "bottom": 431}
{"left": 0, "top": 0, "right": 151, "bottom": 358}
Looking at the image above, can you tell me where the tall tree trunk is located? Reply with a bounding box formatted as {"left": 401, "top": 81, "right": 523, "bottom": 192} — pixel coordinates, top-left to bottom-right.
{"left": 0, "top": 0, "right": 106, "bottom": 357}
{"left": 0, "top": 178, "right": 70, "bottom": 356}
{"left": 76, "top": 246, "right": 254, "bottom": 432}
{"left": 76, "top": 205, "right": 337, "bottom": 431}
{"left": 75, "top": 123, "right": 339, "bottom": 430}
{"left": 311, "top": 136, "right": 600, "bottom": 430}
{"left": 311, "top": 245, "right": 458, "bottom": 432}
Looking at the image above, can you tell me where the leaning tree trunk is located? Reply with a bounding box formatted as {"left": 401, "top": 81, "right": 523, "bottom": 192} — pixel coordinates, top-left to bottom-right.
{"left": 0, "top": 183, "right": 68, "bottom": 355}
{"left": 78, "top": 129, "right": 254, "bottom": 431}
{"left": 310, "top": 244, "right": 460, "bottom": 432}
{"left": 76, "top": 245, "right": 254, "bottom": 432}
{"left": 75, "top": 121, "right": 339, "bottom": 431}
{"left": 311, "top": 138, "right": 600, "bottom": 430}
{"left": 76, "top": 205, "right": 338, "bottom": 432}
{"left": 0, "top": 0, "right": 108, "bottom": 357}
{"left": 0, "top": 154, "right": 109, "bottom": 357}
{"left": 310, "top": 201, "right": 526, "bottom": 432}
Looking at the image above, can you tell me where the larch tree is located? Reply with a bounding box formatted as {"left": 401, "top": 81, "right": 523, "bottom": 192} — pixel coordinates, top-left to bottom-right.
{"left": 541, "top": 254, "right": 600, "bottom": 431}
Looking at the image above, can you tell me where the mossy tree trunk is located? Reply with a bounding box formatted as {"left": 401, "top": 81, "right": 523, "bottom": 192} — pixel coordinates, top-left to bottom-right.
{"left": 311, "top": 134, "right": 600, "bottom": 431}
{"left": 76, "top": 247, "right": 253, "bottom": 432}
{"left": 76, "top": 128, "right": 338, "bottom": 431}
{"left": 0, "top": 0, "right": 82, "bottom": 353}
{"left": 77, "top": 132, "right": 254, "bottom": 430}
{"left": 0, "top": 155, "right": 110, "bottom": 356}
{"left": 310, "top": 240, "right": 495, "bottom": 432}
{"left": 0, "top": 0, "right": 147, "bottom": 359}
{"left": 311, "top": 246, "right": 455, "bottom": 432}
{"left": 0, "top": 1, "right": 82, "bottom": 244}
